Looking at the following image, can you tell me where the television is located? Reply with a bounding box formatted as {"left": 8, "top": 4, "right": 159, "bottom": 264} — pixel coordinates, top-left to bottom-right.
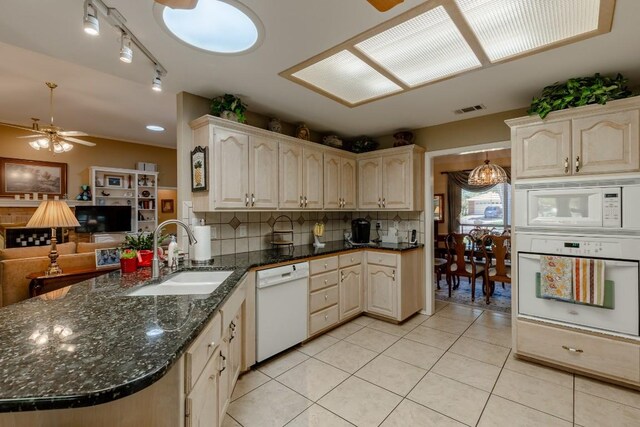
{"left": 75, "top": 206, "right": 132, "bottom": 233}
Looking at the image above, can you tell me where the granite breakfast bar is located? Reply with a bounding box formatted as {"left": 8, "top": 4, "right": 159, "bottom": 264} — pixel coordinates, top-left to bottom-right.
{"left": 0, "top": 242, "right": 423, "bottom": 426}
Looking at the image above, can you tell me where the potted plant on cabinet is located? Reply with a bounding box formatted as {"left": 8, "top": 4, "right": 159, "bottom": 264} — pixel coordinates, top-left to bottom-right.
{"left": 119, "top": 249, "right": 138, "bottom": 273}
{"left": 210, "top": 93, "right": 248, "bottom": 123}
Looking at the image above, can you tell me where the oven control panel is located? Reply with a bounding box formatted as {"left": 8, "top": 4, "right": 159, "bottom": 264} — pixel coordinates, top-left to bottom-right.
{"left": 530, "top": 238, "right": 621, "bottom": 257}
{"left": 602, "top": 189, "right": 621, "bottom": 227}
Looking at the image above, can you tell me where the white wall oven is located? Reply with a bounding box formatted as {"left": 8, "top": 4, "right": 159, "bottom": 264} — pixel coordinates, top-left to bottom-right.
{"left": 517, "top": 233, "right": 639, "bottom": 337}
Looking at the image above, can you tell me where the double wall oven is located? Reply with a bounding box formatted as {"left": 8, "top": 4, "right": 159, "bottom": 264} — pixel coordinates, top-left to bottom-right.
{"left": 514, "top": 177, "right": 640, "bottom": 338}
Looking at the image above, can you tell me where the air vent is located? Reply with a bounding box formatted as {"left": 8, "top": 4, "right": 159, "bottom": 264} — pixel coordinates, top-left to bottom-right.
{"left": 454, "top": 104, "right": 486, "bottom": 114}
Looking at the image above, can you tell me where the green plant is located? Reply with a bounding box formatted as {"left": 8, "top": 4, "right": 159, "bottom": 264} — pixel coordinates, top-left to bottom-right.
{"left": 120, "top": 249, "right": 137, "bottom": 259}
{"left": 210, "top": 93, "right": 248, "bottom": 123}
{"left": 528, "top": 73, "right": 634, "bottom": 119}
{"left": 122, "top": 233, "right": 167, "bottom": 251}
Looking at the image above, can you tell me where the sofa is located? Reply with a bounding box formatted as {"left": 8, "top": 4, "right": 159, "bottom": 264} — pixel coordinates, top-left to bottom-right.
{"left": 0, "top": 241, "right": 120, "bottom": 307}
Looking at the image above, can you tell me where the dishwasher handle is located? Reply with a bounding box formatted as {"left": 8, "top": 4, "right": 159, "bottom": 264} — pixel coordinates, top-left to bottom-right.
{"left": 256, "top": 272, "right": 309, "bottom": 289}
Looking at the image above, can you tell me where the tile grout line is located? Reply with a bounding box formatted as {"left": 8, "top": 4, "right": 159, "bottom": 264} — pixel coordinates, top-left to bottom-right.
{"left": 473, "top": 345, "right": 511, "bottom": 427}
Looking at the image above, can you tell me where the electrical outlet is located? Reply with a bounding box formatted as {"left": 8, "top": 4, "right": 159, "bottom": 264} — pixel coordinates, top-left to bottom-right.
{"left": 238, "top": 225, "right": 247, "bottom": 237}
{"left": 375, "top": 221, "right": 382, "bottom": 229}
{"left": 211, "top": 226, "right": 217, "bottom": 239}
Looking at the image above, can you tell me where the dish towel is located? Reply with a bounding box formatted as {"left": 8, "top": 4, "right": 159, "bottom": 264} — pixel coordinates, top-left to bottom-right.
{"left": 573, "top": 258, "right": 606, "bottom": 306}
{"left": 540, "top": 256, "right": 573, "bottom": 301}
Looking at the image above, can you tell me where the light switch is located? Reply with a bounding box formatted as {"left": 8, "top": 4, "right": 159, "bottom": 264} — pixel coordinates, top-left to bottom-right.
{"left": 211, "top": 226, "right": 217, "bottom": 239}
{"left": 238, "top": 225, "right": 247, "bottom": 237}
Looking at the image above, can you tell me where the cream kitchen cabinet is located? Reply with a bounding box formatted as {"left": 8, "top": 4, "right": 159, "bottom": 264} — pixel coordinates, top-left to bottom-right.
{"left": 358, "top": 145, "right": 424, "bottom": 210}
{"left": 186, "top": 346, "right": 221, "bottom": 427}
{"left": 338, "top": 252, "right": 364, "bottom": 320}
{"left": 280, "top": 141, "right": 323, "bottom": 209}
{"left": 324, "top": 153, "right": 357, "bottom": 209}
{"left": 365, "top": 248, "right": 424, "bottom": 322}
{"left": 508, "top": 98, "right": 640, "bottom": 179}
{"left": 191, "top": 120, "right": 278, "bottom": 211}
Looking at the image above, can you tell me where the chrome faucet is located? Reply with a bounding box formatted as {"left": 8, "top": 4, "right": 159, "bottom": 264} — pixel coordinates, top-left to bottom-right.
{"left": 152, "top": 220, "right": 198, "bottom": 280}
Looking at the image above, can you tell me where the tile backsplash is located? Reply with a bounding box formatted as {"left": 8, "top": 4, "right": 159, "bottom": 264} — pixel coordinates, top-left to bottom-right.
{"left": 197, "top": 211, "right": 425, "bottom": 256}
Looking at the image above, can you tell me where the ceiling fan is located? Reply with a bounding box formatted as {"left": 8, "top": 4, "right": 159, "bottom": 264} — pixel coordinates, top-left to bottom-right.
{"left": 154, "top": 0, "right": 404, "bottom": 12}
{"left": 1, "top": 82, "right": 96, "bottom": 153}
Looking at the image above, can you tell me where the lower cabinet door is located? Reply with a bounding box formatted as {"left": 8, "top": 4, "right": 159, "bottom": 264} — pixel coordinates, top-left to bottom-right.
{"left": 366, "top": 265, "right": 397, "bottom": 319}
{"left": 229, "top": 310, "right": 243, "bottom": 390}
{"left": 186, "top": 348, "right": 220, "bottom": 427}
{"left": 339, "top": 265, "right": 363, "bottom": 320}
{"left": 218, "top": 339, "right": 230, "bottom": 424}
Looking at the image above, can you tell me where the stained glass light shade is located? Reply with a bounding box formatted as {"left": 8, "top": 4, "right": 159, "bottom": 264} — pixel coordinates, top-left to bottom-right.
{"left": 468, "top": 159, "right": 508, "bottom": 186}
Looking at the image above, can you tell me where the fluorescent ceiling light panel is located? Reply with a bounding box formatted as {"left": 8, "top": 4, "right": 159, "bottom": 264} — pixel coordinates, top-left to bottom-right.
{"left": 456, "top": 0, "right": 601, "bottom": 62}
{"left": 355, "top": 6, "right": 481, "bottom": 87}
{"left": 292, "top": 50, "right": 402, "bottom": 104}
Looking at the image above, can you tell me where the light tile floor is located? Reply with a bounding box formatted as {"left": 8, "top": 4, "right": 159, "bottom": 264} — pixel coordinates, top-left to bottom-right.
{"left": 226, "top": 302, "right": 640, "bottom": 427}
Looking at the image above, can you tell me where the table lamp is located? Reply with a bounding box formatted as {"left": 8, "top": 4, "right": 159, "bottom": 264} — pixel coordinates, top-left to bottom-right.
{"left": 26, "top": 200, "right": 80, "bottom": 276}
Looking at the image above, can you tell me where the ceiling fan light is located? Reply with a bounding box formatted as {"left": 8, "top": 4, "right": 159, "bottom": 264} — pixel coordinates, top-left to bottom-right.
{"left": 29, "top": 141, "right": 41, "bottom": 150}
{"left": 37, "top": 138, "right": 49, "bottom": 148}
{"left": 61, "top": 142, "right": 73, "bottom": 152}
{"left": 120, "top": 34, "right": 133, "bottom": 63}
{"left": 53, "top": 143, "right": 64, "bottom": 154}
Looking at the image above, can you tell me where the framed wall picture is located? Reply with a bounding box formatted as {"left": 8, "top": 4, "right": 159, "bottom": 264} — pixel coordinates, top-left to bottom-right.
{"left": 105, "top": 175, "right": 124, "bottom": 188}
{"left": 161, "top": 199, "right": 174, "bottom": 213}
{"left": 434, "top": 193, "right": 445, "bottom": 223}
{"left": 95, "top": 248, "right": 120, "bottom": 268}
{"left": 0, "top": 157, "right": 67, "bottom": 198}
{"left": 191, "top": 146, "right": 208, "bottom": 192}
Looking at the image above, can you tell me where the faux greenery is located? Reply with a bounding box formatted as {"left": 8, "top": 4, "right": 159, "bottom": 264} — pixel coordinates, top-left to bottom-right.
{"left": 122, "top": 233, "right": 166, "bottom": 251}
{"left": 210, "top": 93, "right": 248, "bottom": 123}
{"left": 528, "top": 73, "right": 634, "bottom": 119}
{"left": 120, "top": 249, "right": 137, "bottom": 259}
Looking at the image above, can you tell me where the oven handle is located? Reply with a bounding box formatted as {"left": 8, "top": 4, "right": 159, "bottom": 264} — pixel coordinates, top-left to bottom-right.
{"left": 518, "top": 253, "right": 636, "bottom": 267}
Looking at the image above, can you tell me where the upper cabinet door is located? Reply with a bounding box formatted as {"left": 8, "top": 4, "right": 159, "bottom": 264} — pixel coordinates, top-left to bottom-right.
{"left": 323, "top": 154, "right": 341, "bottom": 209}
{"left": 572, "top": 110, "right": 640, "bottom": 175}
{"left": 214, "top": 129, "right": 249, "bottom": 208}
{"left": 382, "top": 154, "right": 411, "bottom": 210}
{"left": 279, "top": 142, "right": 303, "bottom": 209}
{"left": 249, "top": 136, "right": 279, "bottom": 208}
{"left": 303, "top": 148, "right": 324, "bottom": 209}
{"left": 340, "top": 158, "right": 357, "bottom": 210}
{"left": 514, "top": 121, "right": 571, "bottom": 179}
{"left": 358, "top": 158, "right": 382, "bottom": 209}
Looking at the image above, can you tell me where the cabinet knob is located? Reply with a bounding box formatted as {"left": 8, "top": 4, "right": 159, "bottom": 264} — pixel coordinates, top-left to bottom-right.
{"left": 245, "top": 193, "right": 249, "bottom": 207}
{"left": 251, "top": 193, "right": 255, "bottom": 207}
{"left": 392, "top": 269, "right": 396, "bottom": 281}
{"left": 304, "top": 196, "right": 308, "bottom": 208}
{"left": 562, "top": 345, "right": 583, "bottom": 353}
{"left": 382, "top": 198, "right": 386, "bottom": 208}
{"left": 324, "top": 279, "right": 328, "bottom": 284}
{"left": 324, "top": 263, "right": 328, "bottom": 268}
{"left": 575, "top": 156, "right": 581, "bottom": 173}
{"left": 350, "top": 257, "right": 354, "bottom": 262}
{"left": 325, "top": 314, "right": 328, "bottom": 320}
{"left": 300, "top": 196, "right": 304, "bottom": 208}
{"left": 564, "top": 157, "right": 569, "bottom": 174}
{"left": 325, "top": 294, "right": 328, "bottom": 300}
{"left": 207, "top": 341, "right": 216, "bottom": 349}
{"left": 378, "top": 198, "right": 382, "bottom": 208}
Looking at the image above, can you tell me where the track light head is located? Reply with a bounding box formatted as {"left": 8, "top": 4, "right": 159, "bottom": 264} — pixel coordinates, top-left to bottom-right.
{"left": 120, "top": 34, "right": 133, "bottom": 63}
{"left": 83, "top": 1, "right": 99, "bottom": 36}
{"left": 152, "top": 70, "right": 163, "bottom": 92}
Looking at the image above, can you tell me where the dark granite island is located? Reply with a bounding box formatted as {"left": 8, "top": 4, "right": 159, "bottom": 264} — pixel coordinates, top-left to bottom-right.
{"left": 0, "top": 242, "right": 423, "bottom": 426}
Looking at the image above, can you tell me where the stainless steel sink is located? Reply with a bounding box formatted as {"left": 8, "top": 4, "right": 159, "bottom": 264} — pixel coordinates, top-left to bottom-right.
{"left": 127, "top": 271, "right": 233, "bottom": 296}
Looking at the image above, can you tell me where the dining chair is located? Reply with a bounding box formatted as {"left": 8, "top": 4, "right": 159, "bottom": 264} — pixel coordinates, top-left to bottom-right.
{"left": 444, "top": 233, "right": 485, "bottom": 301}
{"left": 481, "top": 234, "right": 511, "bottom": 304}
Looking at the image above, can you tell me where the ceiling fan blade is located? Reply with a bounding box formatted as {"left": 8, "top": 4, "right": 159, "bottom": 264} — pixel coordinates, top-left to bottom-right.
{"left": 62, "top": 136, "right": 96, "bottom": 147}
{"left": 155, "top": 0, "right": 198, "bottom": 9}
{"left": 17, "top": 134, "right": 45, "bottom": 139}
{"left": 367, "top": 0, "right": 404, "bottom": 12}
{"left": 58, "top": 130, "right": 89, "bottom": 137}
{"left": 0, "top": 121, "right": 40, "bottom": 132}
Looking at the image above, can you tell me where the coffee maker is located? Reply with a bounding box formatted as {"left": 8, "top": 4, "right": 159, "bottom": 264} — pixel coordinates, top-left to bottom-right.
{"left": 351, "top": 218, "right": 371, "bottom": 244}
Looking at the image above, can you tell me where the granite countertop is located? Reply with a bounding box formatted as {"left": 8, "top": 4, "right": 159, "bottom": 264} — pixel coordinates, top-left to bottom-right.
{"left": 0, "top": 241, "right": 422, "bottom": 412}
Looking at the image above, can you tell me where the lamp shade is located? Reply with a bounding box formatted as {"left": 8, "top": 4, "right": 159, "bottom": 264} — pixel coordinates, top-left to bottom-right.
{"left": 26, "top": 201, "right": 80, "bottom": 228}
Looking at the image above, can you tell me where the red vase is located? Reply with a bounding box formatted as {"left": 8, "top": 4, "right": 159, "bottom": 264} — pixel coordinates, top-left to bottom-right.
{"left": 120, "top": 257, "right": 138, "bottom": 273}
{"left": 137, "top": 250, "right": 154, "bottom": 267}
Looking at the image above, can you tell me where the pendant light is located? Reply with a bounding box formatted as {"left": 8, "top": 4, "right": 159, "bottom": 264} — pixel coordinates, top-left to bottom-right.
{"left": 468, "top": 152, "right": 507, "bottom": 186}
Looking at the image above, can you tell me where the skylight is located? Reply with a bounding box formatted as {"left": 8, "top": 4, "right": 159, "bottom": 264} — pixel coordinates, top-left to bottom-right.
{"left": 161, "top": 0, "right": 261, "bottom": 54}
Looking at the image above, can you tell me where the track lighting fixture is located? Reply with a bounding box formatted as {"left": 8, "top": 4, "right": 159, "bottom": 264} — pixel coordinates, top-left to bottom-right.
{"left": 120, "top": 33, "right": 133, "bottom": 63}
{"left": 152, "top": 70, "right": 163, "bottom": 92}
{"left": 82, "top": 0, "right": 167, "bottom": 85}
{"left": 83, "top": 0, "right": 100, "bottom": 36}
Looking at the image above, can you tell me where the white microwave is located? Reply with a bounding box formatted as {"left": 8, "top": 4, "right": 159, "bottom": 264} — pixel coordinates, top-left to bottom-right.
{"left": 514, "top": 185, "right": 640, "bottom": 229}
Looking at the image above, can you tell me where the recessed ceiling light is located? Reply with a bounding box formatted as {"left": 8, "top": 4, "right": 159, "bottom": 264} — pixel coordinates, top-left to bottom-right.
{"left": 146, "top": 125, "right": 165, "bottom": 132}
{"left": 159, "top": 0, "right": 263, "bottom": 54}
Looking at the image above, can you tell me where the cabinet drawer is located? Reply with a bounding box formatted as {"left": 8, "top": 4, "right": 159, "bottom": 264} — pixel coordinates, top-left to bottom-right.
{"left": 339, "top": 252, "right": 362, "bottom": 268}
{"left": 310, "top": 256, "right": 339, "bottom": 275}
{"left": 309, "top": 305, "right": 339, "bottom": 336}
{"left": 517, "top": 320, "right": 640, "bottom": 383}
{"left": 366, "top": 251, "right": 397, "bottom": 267}
{"left": 309, "top": 271, "right": 339, "bottom": 292}
{"left": 310, "top": 285, "right": 339, "bottom": 313}
{"left": 185, "top": 313, "right": 222, "bottom": 392}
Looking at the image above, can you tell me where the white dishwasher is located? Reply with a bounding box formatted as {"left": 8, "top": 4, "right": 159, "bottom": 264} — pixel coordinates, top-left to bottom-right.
{"left": 256, "top": 262, "right": 309, "bottom": 362}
